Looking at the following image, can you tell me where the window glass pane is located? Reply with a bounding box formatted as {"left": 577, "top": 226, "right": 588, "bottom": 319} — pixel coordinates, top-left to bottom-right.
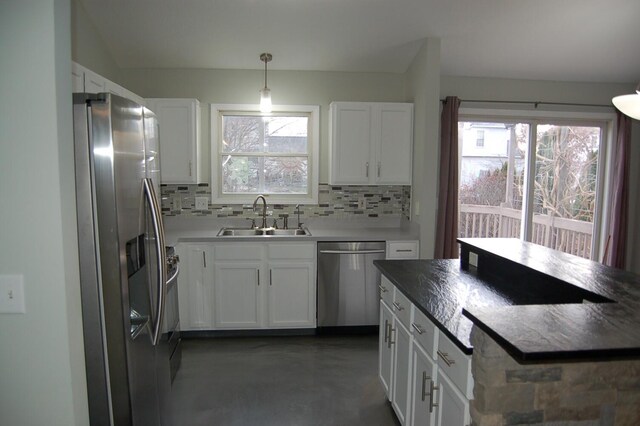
{"left": 458, "top": 121, "right": 528, "bottom": 240}
{"left": 222, "top": 115, "right": 308, "bottom": 154}
{"left": 221, "top": 155, "right": 260, "bottom": 193}
{"left": 266, "top": 117, "right": 308, "bottom": 154}
{"left": 533, "top": 125, "right": 599, "bottom": 259}
{"left": 222, "top": 116, "right": 263, "bottom": 153}
{"left": 264, "top": 157, "right": 308, "bottom": 193}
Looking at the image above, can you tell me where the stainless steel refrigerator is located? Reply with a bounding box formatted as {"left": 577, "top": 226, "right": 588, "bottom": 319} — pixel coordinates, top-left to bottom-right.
{"left": 73, "top": 93, "right": 173, "bottom": 425}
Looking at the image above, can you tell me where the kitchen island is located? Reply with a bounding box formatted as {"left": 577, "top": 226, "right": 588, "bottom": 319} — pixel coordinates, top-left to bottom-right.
{"left": 374, "top": 238, "right": 640, "bottom": 425}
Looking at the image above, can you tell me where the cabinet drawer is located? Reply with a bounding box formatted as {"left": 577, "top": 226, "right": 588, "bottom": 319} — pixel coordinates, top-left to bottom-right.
{"left": 268, "top": 243, "right": 315, "bottom": 260}
{"left": 379, "top": 276, "right": 394, "bottom": 307}
{"left": 392, "top": 288, "right": 411, "bottom": 329}
{"left": 386, "top": 241, "right": 419, "bottom": 259}
{"left": 410, "top": 306, "right": 438, "bottom": 358}
{"left": 213, "top": 244, "right": 263, "bottom": 261}
{"left": 437, "top": 332, "right": 473, "bottom": 399}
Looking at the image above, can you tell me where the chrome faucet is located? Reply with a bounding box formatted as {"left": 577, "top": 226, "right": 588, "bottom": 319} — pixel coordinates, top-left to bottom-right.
{"left": 253, "top": 195, "right": 268, "bottom": 229}
{"left": 295, "top": 204, "right": 303, "bottom": 229}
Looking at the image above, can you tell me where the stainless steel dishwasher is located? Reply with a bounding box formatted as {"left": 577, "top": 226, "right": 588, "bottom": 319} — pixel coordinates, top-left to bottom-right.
{"left": 317, "top": 242, "right": 386, "bottom": 328}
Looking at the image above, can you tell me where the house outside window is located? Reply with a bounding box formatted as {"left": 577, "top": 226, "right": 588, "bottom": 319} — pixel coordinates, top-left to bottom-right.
{"left": 457, "top": 109, "right": 615, "bottom": 261}
{"left": 211, "top": 104, "right": 319, "bottom": 204}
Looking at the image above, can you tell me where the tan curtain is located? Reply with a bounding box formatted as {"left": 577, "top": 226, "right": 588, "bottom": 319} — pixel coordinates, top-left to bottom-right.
{"left": 604, "top": 111, "right": 631, "bottom": 268}
{"left": 434, "top": 96, "right": 461, "bottom": 259}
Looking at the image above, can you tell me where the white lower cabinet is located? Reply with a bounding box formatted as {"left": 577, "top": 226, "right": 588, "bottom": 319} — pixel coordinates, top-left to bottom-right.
{"left": 391, "top": 319, "right": 411, "bottom": 425}
{"left": 176, "top": 244, "right": 213, "bottom": 329}
{"left": 214, "top": 262, "right": 263, "bottom": 328}
{"left": 379, "top": 301, "right": 395, "bottom": 397}
{"left": 268, "top": 262, "right": 315, "bottom": 327}
{"left": 177, "top": 241, "right": 316, "bottom": 331}
{"left": 411, "top": 343, "right": 438, "bottom": 426}
{"left": 379, "top": 278, "right": 472, "bottom": 426}
{"left": 437, "top": 369, "right": 470, "bottom": 426}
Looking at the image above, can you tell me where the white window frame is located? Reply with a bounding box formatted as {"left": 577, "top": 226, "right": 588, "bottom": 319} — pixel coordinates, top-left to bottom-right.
{"left": 211, "top": 104, "right": 320, "bottom": 204}
{"left": 458, "top": 107, "right": 616, "bottom": 261}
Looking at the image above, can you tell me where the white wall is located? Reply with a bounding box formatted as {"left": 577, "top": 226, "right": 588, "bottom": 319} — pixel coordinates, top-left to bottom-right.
{"left": 442, "top": 76, "right": 640, "bottom": 272}
{"left": 405, "top": 38, "right": 441, "bottom": 258}
{"left": 71, "top": 0, "right": 120, "bottom": 82}
{"left": 0, "top": 1, "right": 88, "bottom": 425}
{"left": 121, "top": 68, "right": 407, "bottom": 183}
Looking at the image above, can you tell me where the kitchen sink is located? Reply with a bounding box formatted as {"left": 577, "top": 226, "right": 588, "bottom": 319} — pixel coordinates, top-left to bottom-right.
{"left": 216, "top": 227, "right": 311, "bottom": 237}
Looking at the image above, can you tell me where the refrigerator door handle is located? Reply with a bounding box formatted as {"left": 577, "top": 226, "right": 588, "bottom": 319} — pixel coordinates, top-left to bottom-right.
{"left": 143, "top": 178, "right": 167, "bottom": 346}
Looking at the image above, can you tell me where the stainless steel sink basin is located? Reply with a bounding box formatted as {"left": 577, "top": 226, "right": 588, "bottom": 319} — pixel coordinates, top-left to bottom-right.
{"left": 216, "top": 227, "right": 311, "bottom": 237}
{"left": 264, "top": 229, "right": 310, "bottom": 236}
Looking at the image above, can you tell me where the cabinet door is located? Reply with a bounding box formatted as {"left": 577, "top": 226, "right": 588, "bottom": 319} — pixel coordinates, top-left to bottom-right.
{"left": 268, "top": 262, "right": 315, "bottom": 328}
{"left": 83, "top": 68, "right": 106, "bottom": 94}
{"left": 391, "top": 319, "right": 411, "bottom": 425}
{"left": 411, "top": 343, "right": 438, "bottom": 426}
{"left": 214, "top": 262, "right": 263, "bottom": 328}
{"left": 177, "top": 244, "right": 213, "bottom": 330}
{"left": 146, "top": 99, "right": 200, "bottom": 184}
{"left": 379, "top": 301, "right": 394, "bottom": 400}
{"left": 373, "top": 103, "right": 413, "bottom": 185}
{"left": 329, "top": 102, "right": 371, "bottom": 184}
{"left": 436, "top": 370, "right": 470, "bottom": 426}
{"left": 71, "top": 63, "right": 85, "bottom": 93}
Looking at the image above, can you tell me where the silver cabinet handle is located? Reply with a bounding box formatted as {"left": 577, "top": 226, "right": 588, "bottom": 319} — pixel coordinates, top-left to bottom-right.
{"left": 319, "top": 249, "right": 386, "bottom": 254}
{"left": 396, "top": 249, "right": 414, "bottom": 252}
{"left": 142, "top": 178, "right": 166, "bottom": 346}
{"left": 392, "top": 301, "right": 404, "bottom": 311}
{"left": 411, "top": 323, "right": 425, "bottom": 335}
{"left": 257, "top": 269, "right": 260, "bottom": 286}
{"left": 429, "top": 380, "right": 439, "bottom": 413}
{"left": 269, "top": 269, "right": 272, "bottom": 286}
{"left": 377, "top": 161, "right": 381, "bottom": 177}
{"left": 378, "top": 284, "right": 388, "bottom": 293}
{"left": 365, "top": 162, "right": 369, "bottom": 177}
{"left": 189, "top": 160, "right": 193, "bottom": 177}
{"left": 437, "top": 350, "right": 456, "bottom": 366}
{"left": 202, "top": 251, "right": 206, "bottom": 268}
{"left": 387, "top": 326, "right": 395, "bottom": 349}
{"left": 421, "top": 371, "right": 432, "bottom": 402}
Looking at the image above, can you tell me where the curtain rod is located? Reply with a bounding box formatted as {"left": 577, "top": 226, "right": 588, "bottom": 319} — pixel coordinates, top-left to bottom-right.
{"left": 440, "top": 98, "right": 612, "bottom": 109}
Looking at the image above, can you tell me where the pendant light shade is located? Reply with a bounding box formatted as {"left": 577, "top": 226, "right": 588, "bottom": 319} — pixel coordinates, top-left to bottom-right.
{"left": 612, "top": 83, "right": 640, "bottom": 120}
{"left": 259, "top": 53, "right": 272, "bottom": 113}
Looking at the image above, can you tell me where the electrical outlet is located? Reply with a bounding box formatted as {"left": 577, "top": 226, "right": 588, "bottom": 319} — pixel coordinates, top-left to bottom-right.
{"left": 195, "top": 197, "right": 208, "bottom": 211}
{"left": 173, "top": 196, "right": 182, "bottom": 212}
{"left": 414, "top": 201, "right": 420, "bottom": 216}
{"left": 0, "top": 274, "right": 26, "bottom": 314}
{"left": 358, "top": 198, "right": 366, "bottom": 209}
{"left": 469, "top": 252, "right": 479, "bottom": 268}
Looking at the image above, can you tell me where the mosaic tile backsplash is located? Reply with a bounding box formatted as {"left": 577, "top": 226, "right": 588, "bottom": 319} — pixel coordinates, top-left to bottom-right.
{"left": 161, "top": 183, "right": 411, "bottom": 221}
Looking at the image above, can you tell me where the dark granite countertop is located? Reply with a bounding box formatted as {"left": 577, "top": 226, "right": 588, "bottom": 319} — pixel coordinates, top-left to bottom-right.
{"left": 374, "top": 238, "right": 640, "bottom": 362}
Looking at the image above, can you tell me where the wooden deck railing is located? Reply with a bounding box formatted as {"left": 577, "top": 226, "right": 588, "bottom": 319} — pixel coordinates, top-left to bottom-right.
{"left": 459, "top": 204, "right": 594, "bottom": 259}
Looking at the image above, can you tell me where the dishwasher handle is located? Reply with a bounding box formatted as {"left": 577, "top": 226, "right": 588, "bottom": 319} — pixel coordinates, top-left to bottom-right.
{"left": 319, "top": 249, "right": 386, "bottom": 255}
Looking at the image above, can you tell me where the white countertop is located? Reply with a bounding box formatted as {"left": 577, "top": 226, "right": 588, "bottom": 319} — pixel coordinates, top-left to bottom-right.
{"left": 163, "top": 216, "right": 420, "bottom": 246}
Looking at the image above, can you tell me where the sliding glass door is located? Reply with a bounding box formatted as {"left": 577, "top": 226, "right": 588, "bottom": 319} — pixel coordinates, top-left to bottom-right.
{"left": 458, "top": 116, "right": 608, "bottom": 260}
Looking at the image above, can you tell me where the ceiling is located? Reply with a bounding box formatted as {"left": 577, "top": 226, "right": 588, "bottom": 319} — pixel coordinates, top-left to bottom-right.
{"left": 79, "top": 0, "right": 640, "bottom": 83}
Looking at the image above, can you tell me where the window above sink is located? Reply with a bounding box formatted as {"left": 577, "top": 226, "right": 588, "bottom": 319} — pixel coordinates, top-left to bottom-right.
{"left": 210, "top": 104, "right": 320, "bottom": 205}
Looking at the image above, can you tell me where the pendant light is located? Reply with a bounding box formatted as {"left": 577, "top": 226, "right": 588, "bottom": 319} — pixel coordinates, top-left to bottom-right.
{"left": 612, "top": 82, "right": 640, "bottom": 120}
{"left": 259, "top": 53, "right": 273, "bottom": 113}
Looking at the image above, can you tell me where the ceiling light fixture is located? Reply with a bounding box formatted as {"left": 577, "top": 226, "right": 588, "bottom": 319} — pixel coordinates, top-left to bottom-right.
{"left": 259, "top": 53, "right": 273, "bottom": 113}
{"left": 612, "top": 82, "right": 640, "bottom": 120}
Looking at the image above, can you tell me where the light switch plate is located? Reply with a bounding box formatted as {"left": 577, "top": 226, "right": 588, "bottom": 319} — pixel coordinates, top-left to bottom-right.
{"left": 0, "top": 274, "right": 26, "bottom": 314}
{"left": 195, "top": 196, "right": 208, "bottom": 211}
{"left": 173, "top": 196, "right": 182, "bottom": 212}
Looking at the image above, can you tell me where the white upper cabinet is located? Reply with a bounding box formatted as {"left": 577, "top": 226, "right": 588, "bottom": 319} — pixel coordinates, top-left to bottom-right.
{"left": 72, "top": 62, "right": 145, "bottom": 106}
{"left": 329, "top": 102, "right": 413, "bottom": 185}
{"left": 146, "top": 98, "right": 202, "bottom": 184}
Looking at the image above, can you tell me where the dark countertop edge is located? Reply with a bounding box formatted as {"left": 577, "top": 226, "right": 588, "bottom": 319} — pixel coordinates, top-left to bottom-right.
{"left": 461, "top": 309, "right": 640, "bottom": 364}
{"left": 374, "top": 260, "right": 474, "bottom": 355}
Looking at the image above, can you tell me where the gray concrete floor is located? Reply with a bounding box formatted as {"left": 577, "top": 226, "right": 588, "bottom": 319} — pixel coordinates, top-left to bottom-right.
{"left": 170, "top": 335, "right": 401, "bottom": 426}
